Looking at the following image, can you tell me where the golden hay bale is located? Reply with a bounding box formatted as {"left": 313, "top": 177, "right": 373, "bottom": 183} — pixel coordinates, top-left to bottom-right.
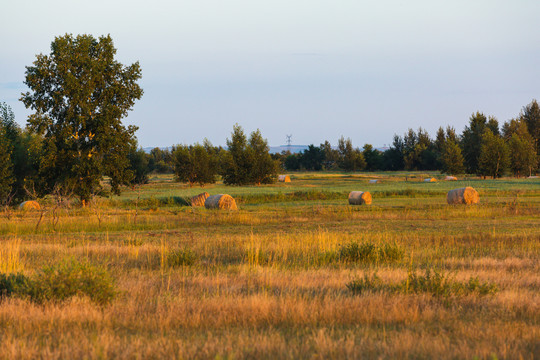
{"left": 368, "top": 179, "right": 379, "bottom": 184}
{"left": 348, "top": 191, "right": 372, "bottom": 205}
{"left": 191, "top": 192, "right": 209, "bottom": 207}
{"left": 446, "top": 187, "right": 479, "bottom": 205}
{"left": 205, "top": 194, "right": 238, "bottom": 210}
{"left": 445, "top": 176, "right": 458, "bottom": 181}
{"left": 19, "top": 201, "right": 41, "bottom": 211}
{"left": 278, "top": 175, "right": 291, "bottom": 182}
{"left": 424, "top": 178, "right": 437, "bottom": 182}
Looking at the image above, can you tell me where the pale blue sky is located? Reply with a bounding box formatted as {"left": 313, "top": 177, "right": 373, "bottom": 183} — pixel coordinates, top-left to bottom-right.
{"left": 1, "top": 0, "right": 539, "bottom": 147}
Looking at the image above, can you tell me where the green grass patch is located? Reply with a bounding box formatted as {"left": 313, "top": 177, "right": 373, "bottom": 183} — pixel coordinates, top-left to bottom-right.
{"left": 338, "top": 241, "right": 404, "bottom": 264}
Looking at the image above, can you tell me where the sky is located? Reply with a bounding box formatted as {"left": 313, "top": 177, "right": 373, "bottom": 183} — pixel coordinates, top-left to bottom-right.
{"left": 1, "top": 0, "right": 539, "bottom": 148}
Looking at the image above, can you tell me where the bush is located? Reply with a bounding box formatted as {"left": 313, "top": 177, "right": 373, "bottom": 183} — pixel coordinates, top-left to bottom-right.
{"left": 338, "top": 241, "right": 403, "bottom": 264}
{"left": 30, "top": 259, "right": 116, "bottom": 305}
{"left": 0, "top": 273, "right": 32, "bottom": 298}
{"left": 167, "top": 249, "right": 197, "bottom": 267}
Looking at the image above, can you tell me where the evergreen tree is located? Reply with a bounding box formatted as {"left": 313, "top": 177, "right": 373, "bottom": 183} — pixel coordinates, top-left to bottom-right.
{"left": 363, "top": 144, "right": 383, "bottom": 171}
{"left": 520, "top": 99, "right": 540, "bottom": 159}
{"left": 461, "top": 112, "right": 487, "bottom": 174}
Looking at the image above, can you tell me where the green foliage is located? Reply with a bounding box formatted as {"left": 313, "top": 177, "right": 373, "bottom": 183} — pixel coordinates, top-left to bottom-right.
{"left": 21, "top": 34, "right": 143, "bottom": 202}
{"left": 520, "top": 99, "right": 540, "bottom": 157}
{"left": 508, "top": 133, "right": 538, "bottom": 177}
{"left": 222, "top": 125, "right": 278, "bottom": 185}
{"left": 440, "top": 139, "right": 465, "bottom": 175}
{"left": 338, "top": 136, "right": 366, "bottom": 171}
{"left": 338, "top": 241, "right": 403, "bottom": 264}
{"left": 478, "top": 129, "right": 510, "bottom": 178}
{"left": 29, "top": 259, "right": 116, "bottom": 305}
{"left": 461, "top": 112, "right": 488, "bottom": 174}
{"left": 167, "top": 249, "right": 197, "bottom": 267}
{"left": 0, "top": 260, "right": 116, "bottom": 305}
{"left": 0, "top": 128, "right": 14, "bottom": 203}
{"left": 0, "top": 273, "right": 32, "bottom": 298}
{"left": 128, "top": 146, "right": 150, "bottom": 185}
{"left": 173, "top": 142, "right": 217, "bottom": 187}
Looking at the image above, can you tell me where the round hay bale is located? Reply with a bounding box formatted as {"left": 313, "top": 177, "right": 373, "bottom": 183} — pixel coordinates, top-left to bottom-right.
{"left": 19, "top": 201, "right": 41, "bottom": 211}
{"left": 348, "top": 191, "right": 372, "bottom": 205}
{"left": 205, "top": 194, "right": 238, "bottom": 210}
{"left": 278, "top": 175, "right": 291, "bottom": 182}
{"left": 446, "top": 187, "right": 479, "bottom": 205}
{"left": 191, "top": 192, "right": 210, "bottom": 207}
{"left": 368, "top": 179, "right": 379, "bottom": 184}
{"left": 445, "top": 176, "right": 458, "bottom": 181}
{"left": 424, "top": 178, "right": 437, "bottom": 182}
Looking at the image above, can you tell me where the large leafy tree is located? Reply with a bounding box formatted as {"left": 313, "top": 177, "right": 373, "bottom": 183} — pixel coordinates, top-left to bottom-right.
{"left": 440, "top": 139, "right": 465, "bottom": 175}
{"left": 337, "top": 136, "right": 365, "bottom": 171}
{"left": 20, "top": 34, "right": 143, "bottom": 202}
{"left": 248, "top": 130, "right": 278, "bottom": 184}
{"left": 478, "top": 129, "right": 510, "bottom": 178}
{"left": 172, "top": 143, "right": 217, "bottom": 187}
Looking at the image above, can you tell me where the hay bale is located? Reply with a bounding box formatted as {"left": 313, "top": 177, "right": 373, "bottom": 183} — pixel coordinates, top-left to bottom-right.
{"left": 205, "top": 194, "right": 238, "bottom": 210}
{"left": 424, "top": 178, "right": 437, "bottom": 182}
{"left": 528, "top": 175, "right": 539, "bottom": 179}
{"left": 19, "top": 201, "right": 41, "bottom": 211}
{"left": 368, "top": 179, "right": 379, "bottom": 184}
{"left": 191, "top": 192, "right": 209, "bottom": 207}
{"left": 445, "top": 176, "right": 458, "bottom": 181}
{"left": 278, "top": 175, "right": 291, "bottom": 182}
{"left": 348, "top": 191, "right": 372, "bottom": 205}
{"left": 446, "top": 187, "right": 479, "bottom": 205}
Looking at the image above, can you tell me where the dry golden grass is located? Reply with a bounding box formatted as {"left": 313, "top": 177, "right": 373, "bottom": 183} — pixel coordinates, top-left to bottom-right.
{"left": 0, "top": 177, "right": 538, "bottom": 359}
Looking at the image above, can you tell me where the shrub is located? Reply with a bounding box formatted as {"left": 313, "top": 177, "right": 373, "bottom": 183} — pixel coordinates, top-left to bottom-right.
{"left": 30, "top": 259, "right": 116, "bottom": 305}
{"left": 0, "top": 273, "right": 32, "bottom": 298}
{"left": 167, "top": 249, "right": 197, "bottom": 267}
{"left": 338, "top": 241, "right": 403, "bottom": 264}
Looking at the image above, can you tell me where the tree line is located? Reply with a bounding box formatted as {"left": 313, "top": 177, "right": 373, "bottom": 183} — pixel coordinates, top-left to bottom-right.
{"left": 1, "top": 33, "right": 539, "bottom": 207}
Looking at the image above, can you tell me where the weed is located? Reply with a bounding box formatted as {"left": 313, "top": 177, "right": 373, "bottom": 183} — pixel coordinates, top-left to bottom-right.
{"left": 346, "top": 272, "right": 384, "bottom": 294}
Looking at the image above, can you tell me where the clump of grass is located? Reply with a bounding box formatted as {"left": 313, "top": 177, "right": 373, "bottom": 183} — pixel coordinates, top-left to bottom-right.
{"left": 167, "top": 249, "right": 197, "bottom": 267}
{"left": 30, "top": 259, "right": 116, "bottom": 305}
{"left": 347, "top": 268, "right": 499, "bottom": 298}
{"left": 346, "top": 272, "right": 384, "bottom": 294}
{"left": 338, "top": 241, "right": 403, "bottom": 264}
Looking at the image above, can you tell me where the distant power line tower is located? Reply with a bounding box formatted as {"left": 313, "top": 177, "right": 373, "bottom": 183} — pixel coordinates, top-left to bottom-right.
{"left": 286, "top": 134, "right": 292, "bottom": 152}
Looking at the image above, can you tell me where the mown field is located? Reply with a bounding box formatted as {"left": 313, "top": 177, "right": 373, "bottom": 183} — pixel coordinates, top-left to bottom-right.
{"left": 0, "top": 172, "right": 539, "bottom": 359}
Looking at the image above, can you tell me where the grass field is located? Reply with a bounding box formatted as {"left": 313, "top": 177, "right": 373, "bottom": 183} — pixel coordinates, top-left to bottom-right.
{"left": 0, "top": 173, "right": 538, "bottom": 359}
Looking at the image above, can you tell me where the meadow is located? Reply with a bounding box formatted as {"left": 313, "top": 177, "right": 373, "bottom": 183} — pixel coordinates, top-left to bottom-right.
{"left": 0, "top": 172, "right": 538, "bottom": 359}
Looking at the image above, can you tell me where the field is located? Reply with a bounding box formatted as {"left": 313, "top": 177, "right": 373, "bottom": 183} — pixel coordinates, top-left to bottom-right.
{"left": 0, "top": 173, "right": 539, "bottom": 359}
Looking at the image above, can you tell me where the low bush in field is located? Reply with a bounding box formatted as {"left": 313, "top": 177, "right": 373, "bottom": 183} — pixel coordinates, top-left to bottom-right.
{"left": 347, "top": 268, "right": 498, "bottom": 298}
{"left": 0, "top": 273, "right": 32, "bottom": 298}
{"left": 0, "top": 260, "right": 116, "bottom": 305}
{"left": 167, "top": 249, "right": 197, "bottom": 267}
{"left": 338, "top": 241, "right": 403, "bottom": 264}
